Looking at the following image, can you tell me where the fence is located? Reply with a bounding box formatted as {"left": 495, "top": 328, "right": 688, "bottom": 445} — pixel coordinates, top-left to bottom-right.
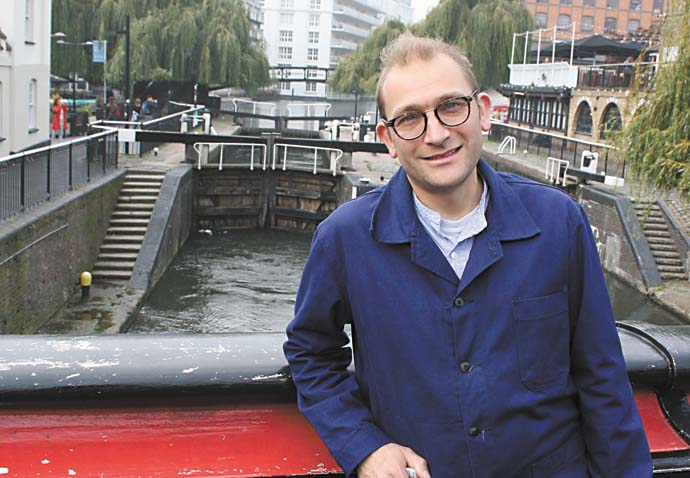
{"left": 0, "top": 130, "right": 118, "bottom": 222}
{"left": 488, "top": 121, "right": 625, "bottom": 178}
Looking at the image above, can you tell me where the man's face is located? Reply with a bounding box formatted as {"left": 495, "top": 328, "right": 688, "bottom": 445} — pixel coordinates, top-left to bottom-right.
{"left": 375, "top": 54, "right": 491, "bottom": 197}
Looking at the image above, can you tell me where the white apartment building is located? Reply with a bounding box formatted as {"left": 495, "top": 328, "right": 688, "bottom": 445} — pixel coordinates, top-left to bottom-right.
{"left": 0, "top": 0, "right": 51, "bottom": 157}
{"left": 263, "top": 0, "right": 412, "bottom": 97}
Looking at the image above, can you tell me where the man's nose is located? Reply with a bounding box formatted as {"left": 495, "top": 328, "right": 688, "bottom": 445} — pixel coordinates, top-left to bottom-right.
{"left": 423, "top": 112, "right": 451, "bottom": 144}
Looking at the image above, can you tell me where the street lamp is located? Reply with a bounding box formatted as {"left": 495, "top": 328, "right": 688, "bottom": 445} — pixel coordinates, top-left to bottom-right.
{"left": 107, "top": 15, "right": 131, "bottom": 118}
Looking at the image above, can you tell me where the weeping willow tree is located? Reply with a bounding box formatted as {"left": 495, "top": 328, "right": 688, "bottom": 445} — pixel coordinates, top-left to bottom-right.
{"left": 328, "top": 0, "right": 531, "bottom": 95}
{"left": 52, "top": 0, "right": 270, "bottom": 94}
{"left": 620, "top": 0, "right": 690, "bottom": 194}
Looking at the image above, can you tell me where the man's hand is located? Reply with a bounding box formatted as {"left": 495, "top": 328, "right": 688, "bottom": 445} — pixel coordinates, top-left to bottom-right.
{"left": 357, "top": 443, "right": 431, "bottom": 478}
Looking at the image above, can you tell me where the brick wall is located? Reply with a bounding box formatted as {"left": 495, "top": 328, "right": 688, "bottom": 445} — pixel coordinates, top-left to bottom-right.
{"left": 0, "top": 172, "right": 125, "bottom": 333}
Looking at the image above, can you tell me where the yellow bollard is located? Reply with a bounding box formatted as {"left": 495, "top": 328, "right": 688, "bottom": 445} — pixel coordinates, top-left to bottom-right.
{"left": 80, "top": 271, "right": 92, "bottom": 300}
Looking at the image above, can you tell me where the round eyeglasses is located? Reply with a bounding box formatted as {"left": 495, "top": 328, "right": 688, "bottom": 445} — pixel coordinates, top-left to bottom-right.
{"left": 382, "top": 89, "right": 479, "bottom": 141}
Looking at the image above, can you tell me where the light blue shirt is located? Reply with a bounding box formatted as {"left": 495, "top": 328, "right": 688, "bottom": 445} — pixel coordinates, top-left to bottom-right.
{"left": 413, "top": 178, "right": 489, "bottom": 280}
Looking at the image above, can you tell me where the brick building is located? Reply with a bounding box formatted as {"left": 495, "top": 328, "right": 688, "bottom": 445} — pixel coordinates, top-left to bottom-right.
{"left": 523, "top": 0, "right": 666, "bottom": 40}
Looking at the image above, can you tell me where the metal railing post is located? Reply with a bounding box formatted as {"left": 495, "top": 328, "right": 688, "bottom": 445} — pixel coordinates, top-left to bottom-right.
{"left": 68, "top": 142, "right": 73, "bottom": 189}
{"left": 46, "top": 147, "right": 51, "bottom": 199}
{"left": 86, "top": 136, "right": 91, "bottom": 181}
{"left": 20, "top": 155, "right": 26, "bottom": 212}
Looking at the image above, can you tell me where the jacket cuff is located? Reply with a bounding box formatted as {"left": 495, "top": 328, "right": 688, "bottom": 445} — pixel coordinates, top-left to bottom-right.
{"left": 337, "top": 422, "right": 392, "bottom": 477}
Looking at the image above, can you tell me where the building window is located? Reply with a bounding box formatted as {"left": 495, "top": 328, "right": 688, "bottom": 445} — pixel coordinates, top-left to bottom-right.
{"left": 280, "top": 13, "right": 294, "bottom": 25}
{"left": 280, "top": 81, "right": 291, "bottom": 91}
{"left": 310, "top": 0, "right": 321, "bottom": 8}
{"left": 627, "top": 19, "right": 640, "bottom": 31}
{"left": 537, "top": 0, "right": 548, "bottom": 4}
{"left": 560, "top": 0, "right": 572, "bottom": 5}
{"left": 600, "top": 103, "right": 622, "bottom": 139}
{"left": 25, "top": 0, "right": 35, "bottom": 42}
{"left": 279, "top": 46, "right": 293, "bottom": 60}
{"left": 605, "top": 17, "right": 617, "bottom": 33}
{"left": 583, "top": 0, "right": 596, "bottom": 6}
{"left": 306, "top": 67, "right": 319, "bottom": 79}
{"left": 575, "top": 102, "right": 593, "bottom": 135}
{"left": 535, "top": 13, "right": 548, "bottom": 29}
{"left": 606, "top": 0, "right": 618, "bottom": 8}
{"left": 557, "top": 14, "right": 571, "bottom": 27}
{"left": 629, "top": 0, "right": 641, "bottom": 9}
{"left": 653, "top": 0, "right": 663, "bottom": 11}
{"left": 280, "top": 30, "right": 293, "bottom": 42}
{"left": 306, "top": 82, "right": 317, "bottom": 93}
{"left": 309, "top": 14, "right": 320, "bottom": 27}
{"left": 307, "top": 47, "right": 319, "bottom": 61}
{"left": 308, "top": 31, "right": 319, "bottom": 44}
{"left": 581, "top": 16, "right": 594, "bottom": 32}
{"left": 28, "top": 79, "right": 37, "bottom": 130}
{"left": 281, "top": 0, "right": 294, "bottom": 7}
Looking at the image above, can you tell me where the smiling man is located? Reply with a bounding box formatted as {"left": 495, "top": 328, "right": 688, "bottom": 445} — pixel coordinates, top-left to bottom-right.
{"left": 284, "top": 33, "right": 652, "bottom": 478}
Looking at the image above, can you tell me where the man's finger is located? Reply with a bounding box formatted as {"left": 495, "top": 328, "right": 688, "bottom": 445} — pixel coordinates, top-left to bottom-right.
{"left": 401, "top": 447, "right": 431, "bottom": 478}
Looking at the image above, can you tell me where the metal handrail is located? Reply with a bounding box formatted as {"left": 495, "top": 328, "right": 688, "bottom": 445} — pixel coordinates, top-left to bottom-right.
{"left": 490, "top": 120, "right": 617, "bottom": 150}
{"left": 286, "top": 103, "right": 332, "bottom": 116}
{"left": 272, "top": 144, "right": 343, "bottom": 176}
{"left": 546, "top": 157, "right": 570, "bottom": 186}
{"left": 0, "top": 130, "right": 115, "bottom": 163}
{"left": 232, "top": 99, "right": 277, "bottom": 116}
{"left": 498, "top": 136, "right": 516, "bottom": 155}
{"left": 193, "top": 142, "right": 267, "bottom": 171}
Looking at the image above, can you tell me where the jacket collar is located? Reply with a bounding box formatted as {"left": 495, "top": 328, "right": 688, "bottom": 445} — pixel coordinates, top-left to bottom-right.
{"left": 370, "top": 158, "right": 540, "bottom": 244}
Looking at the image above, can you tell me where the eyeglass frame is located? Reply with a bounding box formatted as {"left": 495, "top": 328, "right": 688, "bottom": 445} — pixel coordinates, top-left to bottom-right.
{"left": 381, "top": 88, "right": 479, "bottom": 141}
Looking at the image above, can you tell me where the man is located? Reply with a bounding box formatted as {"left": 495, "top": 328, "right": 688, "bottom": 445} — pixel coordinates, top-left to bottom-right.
{"left": 284, "top": 33, "right": 651, "bottom": 478}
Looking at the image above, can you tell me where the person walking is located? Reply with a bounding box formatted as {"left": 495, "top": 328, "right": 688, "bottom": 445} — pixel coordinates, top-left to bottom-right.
{"left": 51, "top": 97, "right": 69, "bottom": 139}
{"left": 284, "top": 33, "right": 652, "bottom": 478}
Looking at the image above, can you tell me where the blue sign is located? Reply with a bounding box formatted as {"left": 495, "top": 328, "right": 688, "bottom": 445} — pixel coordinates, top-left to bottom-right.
{"left": 92, "top": 40, "right": 107, "bottom": 63}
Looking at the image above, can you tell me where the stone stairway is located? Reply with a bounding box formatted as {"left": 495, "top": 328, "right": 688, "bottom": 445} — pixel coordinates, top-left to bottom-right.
{"left": 92, "top": 171, "right": 166, "bottom": 281}
{"left": 634, "top": 202, "right": 687, "bottom": 281}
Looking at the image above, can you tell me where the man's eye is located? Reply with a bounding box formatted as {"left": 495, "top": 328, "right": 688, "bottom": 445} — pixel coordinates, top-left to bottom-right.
{"left": 395, "top": 112, "right": 420, "bottom": 125}
{"left": 440, "top": 99, "right": 466, "bottom": 112}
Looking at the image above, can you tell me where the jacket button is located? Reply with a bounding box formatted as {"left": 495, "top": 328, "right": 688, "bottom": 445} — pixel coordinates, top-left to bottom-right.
{"left": 453, "top": 297, "right": 464, "bottom": 307}
{"left": 468, "top": 426, "right": 480, "bottom": 437}
{"left": 459, "top": 361, "right": 471, "bottom": 373}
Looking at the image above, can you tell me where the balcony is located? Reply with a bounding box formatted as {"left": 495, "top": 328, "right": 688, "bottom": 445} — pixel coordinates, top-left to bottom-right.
{"left": 333, "top": 4, "right": 380, "bottom": 26}
{"left": 330, "top": 38, "right": 359, "bottom": 52}
{"left": 508, "top": 62, "right": 579, "bottom": 88}
{"left": 577, "top": 63, "right": 656, "bottom": 89}
{"left": 332, "top": 22, "right": 369, "bottom": 39}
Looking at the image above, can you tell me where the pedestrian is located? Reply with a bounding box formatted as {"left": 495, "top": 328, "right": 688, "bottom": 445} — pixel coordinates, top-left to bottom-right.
{"left": 131, "top": 98, "right": 142, "bottom": 122}
{"left": 284, "top": 33, "right": 652, "bottom": 478}
{"left": 142, "top": 95, "right": 158, "bottom": 120}
{"left": 105, "top": 96, "right": 121, "bottom": 121}
{"left": 51, "top": 96, "right": 69, "bottom": 139}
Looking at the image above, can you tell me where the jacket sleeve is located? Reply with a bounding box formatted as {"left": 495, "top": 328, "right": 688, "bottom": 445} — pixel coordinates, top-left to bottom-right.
{"left": 568, "top": 203, "right": 653, "bottom": 478}
{"left": 284, "top": 228, "right": 391, "bottom": 476}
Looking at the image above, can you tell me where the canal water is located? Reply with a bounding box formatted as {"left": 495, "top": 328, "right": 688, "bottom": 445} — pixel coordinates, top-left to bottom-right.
{"left": 130, "top": 230, "right": 683, "bottom": 333}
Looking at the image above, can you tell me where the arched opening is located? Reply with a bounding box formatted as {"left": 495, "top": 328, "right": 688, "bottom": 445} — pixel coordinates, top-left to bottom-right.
{"left": 575, "top": 102, "right": 593, "bottom": 135}
{"left": 600, "top": 103, "right": 622, "bottom": 140}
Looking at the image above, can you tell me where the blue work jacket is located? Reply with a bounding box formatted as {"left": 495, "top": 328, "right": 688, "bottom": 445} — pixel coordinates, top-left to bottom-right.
{"left": 284, "top": 159, "right": 652, "bottom": 478}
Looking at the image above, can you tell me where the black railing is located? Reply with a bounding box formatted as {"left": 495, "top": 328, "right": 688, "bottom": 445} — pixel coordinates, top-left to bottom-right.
{"left": 0, "top": 131, "right": 118, "bottom": 222}
{"left": 577, "top": 62, "right": 656, "bottom": 90}
{"left": 489, "top": 121, "right": 626, "bottom": 179}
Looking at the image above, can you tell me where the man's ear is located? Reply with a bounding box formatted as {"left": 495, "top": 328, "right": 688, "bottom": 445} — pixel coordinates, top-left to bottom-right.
{"left": 376, "top": 122, "right": 398, "bottom": 158}
{"left": 477, "top": 93, "right": 492, "bottom": 133}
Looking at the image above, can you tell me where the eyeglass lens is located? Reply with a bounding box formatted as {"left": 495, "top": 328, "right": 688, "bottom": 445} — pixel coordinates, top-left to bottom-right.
{"left": 393, "top": 97, "right": 472, "bottom": 140}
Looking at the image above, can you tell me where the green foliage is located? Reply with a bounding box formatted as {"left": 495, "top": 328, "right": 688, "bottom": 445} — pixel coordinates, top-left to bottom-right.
{"left": 51, "top": 0, "right": 270, "bottom": 94}
{"left": 328, "top": 0, "right": 532, "bottom": 94}
{"left": 620, "top": 0, "right": 690, "bottom": 194}
{"left": 328, "top": 20, "right": 407, "bottom": 95}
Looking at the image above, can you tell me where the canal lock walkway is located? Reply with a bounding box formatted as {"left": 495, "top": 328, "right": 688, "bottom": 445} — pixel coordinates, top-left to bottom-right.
{"left": 41, "top": 126, "right": 690, "bottom": 333}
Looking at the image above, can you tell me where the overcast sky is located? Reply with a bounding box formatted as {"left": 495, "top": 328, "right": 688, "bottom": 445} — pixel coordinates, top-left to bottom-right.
{"left": 411, "top": 0, "right": 440, "bottom": 23}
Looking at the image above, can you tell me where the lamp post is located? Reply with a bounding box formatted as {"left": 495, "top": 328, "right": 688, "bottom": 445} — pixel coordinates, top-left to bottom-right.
{"left": 52, "top": 33, "right": 93, "bottom": 134}
{"left": 107, "top": 15, "right": 131, "bottom": 118}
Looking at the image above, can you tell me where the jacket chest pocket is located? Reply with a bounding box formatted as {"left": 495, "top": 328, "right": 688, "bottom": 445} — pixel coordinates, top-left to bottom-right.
{"left": 512, "top": 290, "right": 570, "bottom": 392}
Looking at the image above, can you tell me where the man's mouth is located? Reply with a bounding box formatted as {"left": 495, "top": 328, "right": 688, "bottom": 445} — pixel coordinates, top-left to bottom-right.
{"left": 422, "top": 145, "right": 463, "bottom": 161}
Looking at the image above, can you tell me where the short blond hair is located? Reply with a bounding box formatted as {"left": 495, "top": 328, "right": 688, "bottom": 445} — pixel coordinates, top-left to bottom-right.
{"left": 376, "top": 32, "right": 478, "bottom": 118}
